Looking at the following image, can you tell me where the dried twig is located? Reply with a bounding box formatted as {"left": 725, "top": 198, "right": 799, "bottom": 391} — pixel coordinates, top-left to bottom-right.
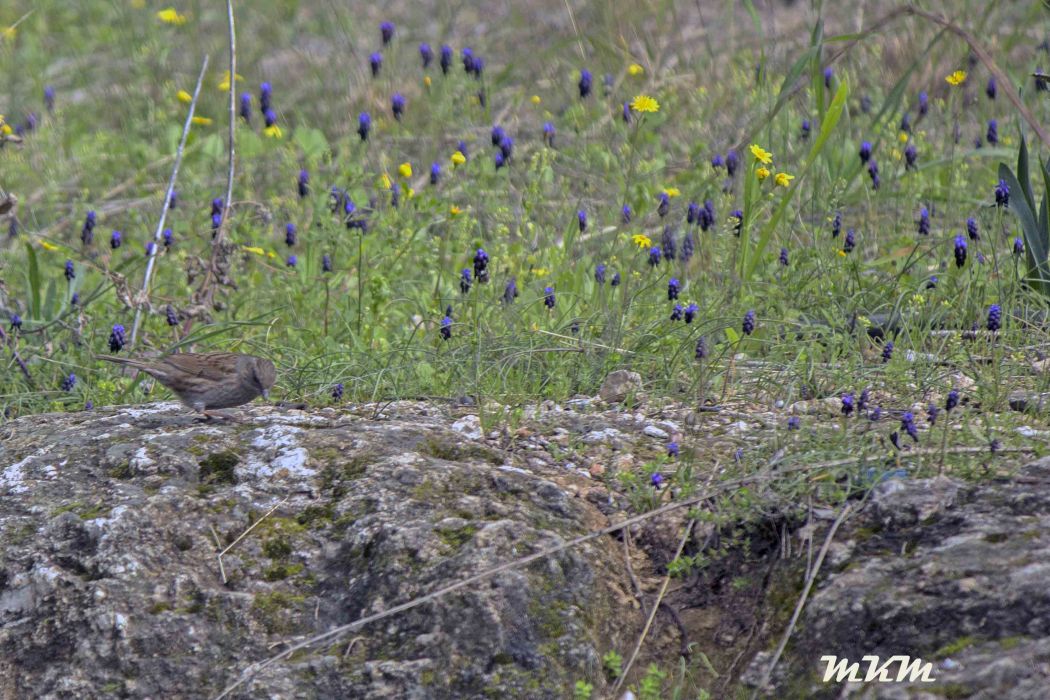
{"left": 216, "top": 497, "right": 288, "bottom": 584}
{"left": 129, "top": 54, "right": 210, "bottom": 349}
{"left": 611, "top": 519, "right": 696, "bottom": 695}
{"left": 750, "top": 503, "right": 854, "bottom": 697}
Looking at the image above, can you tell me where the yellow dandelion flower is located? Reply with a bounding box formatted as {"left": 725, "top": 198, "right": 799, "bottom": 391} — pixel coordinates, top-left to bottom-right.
{"left": 756, "top": 166, "right": 771, "bottom": 181}
{"left": 663, "top": 187, "right": 681, "bottom": 198}
{"left": 532, "top": 268, "right": 549, "bottom": 277}
{"left": 423, "top": 75, "right": 432, "bottom": 88}
{"left": 629, "top": 95, "right": 659, "bottom": 113}
{"left": 836, "top": 249, "right": 847, "bottom": 257}
{"left": 0, "top": 116, "right": 11, "bottom": 136}
{"left": 628, "top": 63, "right": 644, "bottom": 76}
{"left": 450, "top": 205, "right": 462, "bottom": 216}
{"left": 216, "top": 71, "right": 242, "bottom": 91}
{"left": 631, "top": 233, "right": 652, "bottom": 249}
{"left": 898, "top": 131, "right": 909, "bottom": 143}
{"left": 40, "top": 241, "right": 60, "bottom": 252}
{"left": 176, "top": 90, "right": 193, "bottom": 104}
{"left": 263, "top": 124, "right": 283, "bottom": 138}
{"left": 191, "top": 116, "right": 212, "bottom": 126}
{"left": 380, "top": 174, "right": 392, "bottom": 190}
{"left": 749, "top": 144, "right": 773, "bottom": 164}
{"left": 242, "top": 246, "right": 265, "bottom": 255}
{"left": 157, "top": 8, "right": 187, "bottom": 25}
{"left": 398, "top": 162, "right": 413, "bottom": 178}
{"left": 774, "top": 172, "right": 794, "bottom": 187}
{"left": 451, "top": 151, "right": 466, "bottom": 166}
{"left": 945, "top": 70, "right": 967, "bottom": 86}
{"left": 530, "top": 95, "right": 541, "bottom": 105}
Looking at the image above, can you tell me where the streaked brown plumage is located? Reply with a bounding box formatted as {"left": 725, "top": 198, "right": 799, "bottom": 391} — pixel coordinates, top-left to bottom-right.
{"left": 96, "top": 352, "right": 276, "bottom": 415}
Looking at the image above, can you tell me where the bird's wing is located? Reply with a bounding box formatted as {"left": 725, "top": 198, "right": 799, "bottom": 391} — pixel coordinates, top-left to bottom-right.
{"left": 159, "top": 353, "right": 235, "bottom": 382}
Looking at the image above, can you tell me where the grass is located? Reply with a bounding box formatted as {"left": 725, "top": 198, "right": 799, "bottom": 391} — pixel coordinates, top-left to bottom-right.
{"left": 4, "top": 0, "right": 1050, "bottom": 695}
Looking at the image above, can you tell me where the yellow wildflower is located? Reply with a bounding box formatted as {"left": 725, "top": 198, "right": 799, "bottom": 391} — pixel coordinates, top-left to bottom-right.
{"left": 532, "top": 268, "right": 549, "bottom": 277}
{"left": 530, "top": 95, "right": 541, "bottom": 105}
{"left": 398, "top": 162, "right": 413, "bottom": 178}
{"left": 40, "top": 241, "right": 59, "bottom": 252}
{"left": 628, "top": 63, "right": 644, "bottom": 76}
{"left": 898, "top": 131, "right": 909, "bottom": 143}
{"left": 774, "top": 172, "right": 794, "bottom": 187}
{"left": 451, "top": 151, "right": 466, "bottom": 166}
{"left": 380, "top": 174, "right": 392, "bottom": 190}
{"left": 663, "top": 187, "right": 681, "bottom": 198}
{"left": 267, "top": 251, "right": 277, "bottom": 259}
{"left": 217, "top": 70, "right": 242, "bottom": 91}
{"left": 423, "top": 75, "right": 432, "bottom": 88}
{"left": 176, "top": 90, "right": 193, "bottom": 104}
{"left": 157, "top": 8, "right": 187, "bottom": 25}
{"left": 242, "top": 246, "right": 265, "bottom": 255}
{"left": 836, "top": 249, "right": 847, "bottom": 257}
{"left": 629, "top": 95, "right": 659, "bottom": 113}
{"left": 631, "top": 233, "right": 652, "bottom": 249}
{"left": 192, "top": 116, "right": 212, "bottom": 126}
{"left": 263, "top": 123, "right": 283, "bottom": 138}
{"left": 749, "top": 144, "right": 773, "bottom": 164}
{"left": 945, "top": 70, "right": 967, "bottom": 86}
{"left": 450, "top": 205, "right": 462, "bottom": 216}
{"left": 406, "top": 187, "right": 415, "bottom": 198}
{"left": 756, "top": 167, "right": 770, "bottom": 181}
{"left": 0, "top": 116, "right": 10, "bottom": 136}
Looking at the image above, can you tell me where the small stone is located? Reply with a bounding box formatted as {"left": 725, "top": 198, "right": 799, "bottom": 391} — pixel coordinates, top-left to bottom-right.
{"left": 588, "top": 463, "right": 605, "bottom": 477}
{"left": 599, "top": 370, "right": 643, "bottom": 403}
{"left": 611, "top": 453, "right": 634, "bottom": 471}
{"left": 582, "top": 428, "right": 623, "bottom": 445}
{"left": 643, "top": 425, "right": 669, "bottom": 439}
{"left": 451, "top": 415, "right": 483, "bottom": 439}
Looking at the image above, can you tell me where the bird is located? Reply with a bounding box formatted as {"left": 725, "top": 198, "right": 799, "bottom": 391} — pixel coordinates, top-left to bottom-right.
{"left": 96, "top": 352, "right": 276, "bottom": 419}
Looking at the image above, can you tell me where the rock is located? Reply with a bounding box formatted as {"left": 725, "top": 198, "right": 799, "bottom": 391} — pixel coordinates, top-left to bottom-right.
{"left": 642, "top": 425, "right": 669, "bottom": 440}
{"left": 598, "top": 370, "right": 643, "bottom": 404}
{"left": 788, "top": 397, "right": 842, "bottom": 415}
{"left": 1009, "top": 391, "right": 1050, "bottom": 414}
{"left": 582, "top": 428, "right": 623, "bottom": 445}
{"left": 450, "top": 414, "right": 483, "bottom": 439}
{"left": 0, "top": 402, "right": 640, "bottom": 699}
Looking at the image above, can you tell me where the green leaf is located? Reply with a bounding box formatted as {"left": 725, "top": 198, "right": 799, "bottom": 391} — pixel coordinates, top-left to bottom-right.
{"left": 1018, "top": 134, "right": 1037, "bottom": 213}
{"left": 999, "top": 162, "right": 1050, "bottom": 295}
{"left": 293, "top": 127, "right": 330, "bottom": 162}
{"left": 724, "top": 327, "right": 740, "bottom": 345}
{"left": 25, "top": 242, "right": 41, "bottom": 319}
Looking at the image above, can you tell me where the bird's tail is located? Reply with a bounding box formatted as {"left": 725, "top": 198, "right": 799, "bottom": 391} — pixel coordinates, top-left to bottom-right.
{"left": 95, "top": 354, "right": 151, "bottom": 370}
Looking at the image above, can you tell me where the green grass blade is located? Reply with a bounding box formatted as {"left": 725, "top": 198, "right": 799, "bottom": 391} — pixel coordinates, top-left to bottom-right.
{"left": 24, "top": 243, "right": 41, "bottom": 319}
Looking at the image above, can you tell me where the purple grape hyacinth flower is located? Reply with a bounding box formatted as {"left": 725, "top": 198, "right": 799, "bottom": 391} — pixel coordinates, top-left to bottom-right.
{"left": 831, "top": 212, "right": 841, "bottom": 238}
{"left": 731, "top": 210, "right": 744, "bottom": 236}
{"left": 687, "top": 201, "right": 699, "bottom": 225}
{"left": 901, "top": 412, "right": 919, "bottom": 442}
{"left": 668, "top": 278, "right": 680, "bottom": 301}
{"left": 460, "top": 268, "right": 472, "bottom": 294}
{"left": 503, "top": 277, "right": 519, "bottom": 304}
{"left": 544, "top": 286, "right": 556, "bottom": 309}
{"left": 667, "top": 442, "right": 679, "bottom": 458}
{"left": 44, "top": 85, "right": 55, "bottom": 112}
{"left": 684, "top": 303, "right": 698, "bottom": 324}
{"left": 844, "top": 228, "right": 855, "bottom": 253}
{"left": 801, "top": 119, "right": 811, "bottom": 139}
{"left": 61, "top": 373, "right": 76, "bottom": 392}
{"left": 369, "top": 52, "right": 383, "bottom": 77}
{"left": 163, "top": 229, "right": 173, "bottom": 248}
{"left": 711, "top": 154, "right": 724, "bottom": 170}
{"left": 380, "top": 21, "right": 395, "bottom": 45}
{"left": 286, "top": 255, "right": 297, "bottom": 268}
{"left": 579, "top": 69, "right": 592, "bottom": 98}
{"left": 841, "top": 392, "right": 855, "bottom": 417}
{"left": 918, "top": 207, "right": 930, "bottom": 236}
{"left": 543, "top": 122, "right": 555, "bottom": 147}
{"left": 440, "top": 314, "right": 452, "bottom": 340}
{"left": 954, "top": 235, "right": 967, "bottom": 268}
{"left": 110, "top": 230, "right": 122, "bottom": 249}
{"left": 10, "top": 313, "right": 21, "bottom": 331}
{"left": 882, "top": 340, "right": 894, "bottom": 363}
{"left": 946, "top": 390, "right": 960, "bottom": 412}
{"left": 742, "top": 309, "right": 755, "bottom": 335}
{"left": 577, "top": 209, "right": 587, "bottom": 232}
{"left": 859, "top": 141, "right": 872, "bottom": 163}
{"left": 725, "top": 149, "right": 739, "bottom": 177}
{"left": 260, "top": 82, "right": 272, "bottom": 114}
{"left": 995, "top": 179, "right": 1009, "bottom": 207}
{"left": 358, "top": 112, "right": 371, "bottom": 140}
{"left": 966, "top": 217, "right": 979, "bottom": 241}
{"left": 657, "top": 192, "right": 670, "bottom": 218}
{"left": 166, "top": 305, "right": 178, "bottom": 326}
{"left": 285, "top": 223, "right": 297, "bottom": 247}
{"left": 987, "top": 304, "right": 1001, "bottom": 332}
{"left": 595, "top": 264, "right": 607, "bottom": 284}
{"left": 322, "top": 254, "right": 332, "bottom": 272}
{"left": 695, "top": 336, "right": 708, "bottom": 360}
{"left": 430, "top": 162, "right": 441, "bottom": 186}
{"left": 473, "top": 248, "right": 489, "bottom": 283}
{"left": 239, "top": 92, "right": 252, "bottom": 123}
{"left": 1014, "top": 237, "right": 1025, "bottom": 255}
{"left": 109, "top": 324, "right": 126, "bottom": 352}
{"left": 332, "top": 383, "right": 344, "bottom": 401}
{"left": 918, "top": 91, "right": 928, "bottom": 116}
{"left": 391, "top": 93, "right": 405, "bottom": 121}
{"left": 986, "top": 119, "right": 998, "bottom": 145}
{"left": 788, "top": 416, "right": 800, "bottom": 430}
{"left": 779, "top": 247, "right": 789, "bottom": 266}
{"left": 440, "top": 45, "right": 452, "bottom": 74}
{"left": 868, "top": 159, "right": 880, "bottom": 190}
{"left": 621, "top": 204, "right": 632, "bottom": 224}
{"left": 986, "top": 76, "right": 997, "bottom": 99}
{"left": 64, "top": 260, "right": 75, "bottom": 281}
{"left": 648, "top": 246, "right": 661, "bottom": 267}
{"left": 670, "top": 304, "right": 683, "bottom": 321}
{"left": 823, "top": 66, "right": 833, "bottom": 87}
{"left": 905, "top": 144, "right": 918, "bottom": 169}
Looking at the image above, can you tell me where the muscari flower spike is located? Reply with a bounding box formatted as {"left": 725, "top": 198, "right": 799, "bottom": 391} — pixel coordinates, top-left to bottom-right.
{"left": 44, "top": 85, "right": 55, "bottom": 112}
{"left": 725, "top": 149, "right": 739, "bottom": 177}
{"left": 859, "top": 141, "right": 872, "bottom": 163}
{"left": 841, "top": 392, "right": 855, "bottom": 417}
{"left": 370, "top": 52, "right": 383, "bottom": 77}
{"left": 966, "top": 217, "right": 979, "bottom": 241}
{"left": 868, "top": 159, "right": 880, "bottom": 190}
{"left": 995, "top": 179, "right": 1009, "bottom": 207}
{"left": 332, "top": 383, "right": 344, "bottom": 401}
{"left": 843, "top": 228, "right": 855, "bottom": 253}
{"left": 882, "top": 340, "right": 894, "bottom": 362}
{"left": 61, "top": 373, "right": 76, "bottom": 392}
{"left": 657, "top": 192, "right": 670, "bottom": 218}
{"left": 109, "top": 323, "right": 126, "bottom": 352}
{"left": 1014, "top": 237, "right": 1025, "bottom": 255}
{"left": 611, "top": 271, "right": 621, "bottom": 286}
{"left": 166, "top": 305, "right": 178, "bottom": 326}
{"left": 861, "top": 94, "right": 872, "bottom": 113}
{"left": 682, "top": 232, "right": 694, "bottom": 261}
{"left": 542, "top": 122, "right": 557, "bottom": 149}
{"left": 987, "top": 119, "right": 998, "bottom": 145}
{"left": 440, "top": 45, "right": 452, "bottom": 74}
{"left": 742, "top": 309, "right": 756, "bottom": 335}
{"left": 670, "top": 304, "right": 683, "bottom": 321}
{"left": 10, "top": 313, "right": 22, "bottom": 331}
{"left": 695, "top": 336, "right": 708, "bottom": 360}
{"left": 687, "top": 201, "right": 699, "bottom": 225}
{"left": 684, "top": 303, "right": 698, "bottom": 324}
{"left": 905, "top": 144, "right": 918, "bottom": 169}
{"left": 459, "top": 268, "right": 472, "bottom": 294}
{"left": 699, "top": 200, "right": 715, "bottom": 231}
{"left": 918, "top": 207, "right": 930, "bottom": 236}
{"left": 391, "top": 93, "right": 405, "bottom": 121}
{"left": 578, "top": 209, "right": 587, "bottom": 232}
{"left": 710, "top": 154, "right": 724, "bottom": 170}
{"left": 358, "top": 112, "right": 371, "bottom": 140}
{"left": 499, "top": 135, "right": 514, "bottom": 160}
{"left": 831, "top": 211, "right": 841, "bottom": 238}
{"left": 286, "top": 254, "right": 297, "bottom": 267}
{"left": 731, "top": 209, "right": 744, "bottom": 236}
{"left": 900, "top": 112, "right": 911, "bottom": 134}
{"left": 503, "top": 277, "right": 519, "bottom": 304}
{"left": 239, "top": 92, "right": 252, "bottom": 123}
{"left": 779, "top": 247, "right": 789, "bottom": 266}
{"left": 169, "top": 190, "right": 178, "bottom": 209}
{"left": 145, "top": 242, "right": 155, "bottom": 257}
{"left": 650, "top": 472, "right": 663, "bottom": 488}
{"left": 927, "top": 403, "right": 939, "bottom": 425}
{"left": 946, "top": 389, "right": 960, "bottom": 412}
{"left": 648, "top": 246, "right": 661, "bottom": 267}
{"left": 420, "top": 43, "right": 433, "bottom": 68}
{"left": 858, "top": 388, "right": 870, "bottom": 412}
{"left": 823, "top": 66, "right": 833, "bottom": 88}
{"left": 285, "top": 223, "right": 297, "bottom": 247}
{"left": 661, "top": 227, "right": 676, "bottom": 260}
{"left": 473, "top": 248, "right": 489, "bottom": 283}
{"left": 430, "top": 162, "right": 441, "bottom": 185}
{"left": 380, "top": 21, "right": 395, "bottom": 45}
{"left": 544, "top": 286, "right": 556, "bottom": 309}
{"left": 462, "top": 47, "right": 475, "bottom": 73}
{"left": 110, "top": 230, "right": 122, "bottom": 249}
{"left": 918, "top": 91, "right": 928, "bottom": 116}
{"left": 987, "top": 304, "right": 1001, "bottom": 332}
{"left": 260, "top": 82, "right": 272, "bottom": 114}
{"left": 82, "top": 211, "right": 96, "bottom": 246}
{"left": 579, "top": 69, "right": 592, "bottom": 98}
{"left": 621, "top": 204, "right": 632, "bottom": 224}
{"left": 440, "top": 314, "right": 452, "bottom": 340}
{"left": 322, "top": 254, "right": 332, "bottom": 272}
{"left": 668, "top": 277, "right": 680, "bottom": 300}
{"left": 667, "top": 442, "right": 679, "bottom": 458}
{"left": 298, "top": 169, "right": 310, "bottom": 198}
{"left": 787, "top": 416, "right": 801, "bottom": 430}
{"left": 64, "top": 259, "right": 75, "bottom": 281}
{"left": 595, "top": 264, "right": 607, "bottom": 284}
{"left": 987, "top": 76, "right": 997, "bottom": 99}
{"left": 901, "top": 412, "right": 919, "bottom": 442}
{"left": 954, "top": 234, "right": 967, "bottom": 267}
{"left": 801, "top": 119, "right": 811, "bottom": 139}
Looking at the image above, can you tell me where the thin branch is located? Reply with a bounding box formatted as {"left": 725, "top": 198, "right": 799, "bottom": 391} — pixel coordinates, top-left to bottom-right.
{"left": 221, "top": 0, "right": 237, "bottom": 243}
{"left": 217, "top": 496, "right": 288, "bottom": 584}
{"left": 751, "top": 503, "right": 854, "bottom": 698}
{"left": 612, "top": 519, "right": 696, "bottom": 694}
{"left": 129, "top": 54, "right": 210, "bottom": 349}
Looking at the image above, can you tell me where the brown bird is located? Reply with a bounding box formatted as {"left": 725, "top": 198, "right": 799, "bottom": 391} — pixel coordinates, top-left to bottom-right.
{"left": 96, "top": 352, "right": 276, "bottom": 419}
